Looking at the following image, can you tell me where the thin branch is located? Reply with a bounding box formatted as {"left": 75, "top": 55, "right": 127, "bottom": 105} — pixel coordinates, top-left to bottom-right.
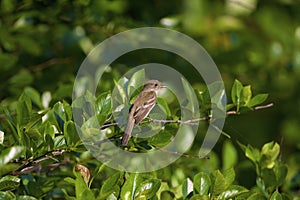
{"left": 227, "top": 103, "right": 274, "bottom": 115}
{"left": 254, "top": 103, "right": 274, "bottom": 110}
{"left": 158, "top": 148, "right": 210, "bottom": 159}
{"left": 100, "top": 122, "right": 119, "bottom": 130}
{"left": 28, "top": 57, "right": 73, "bottom": 72}
{"left": 11, "top": 150, "right": 66, "bottom": 175}
{"left": 100, "top": 103, "right": 274, "bottom": 128}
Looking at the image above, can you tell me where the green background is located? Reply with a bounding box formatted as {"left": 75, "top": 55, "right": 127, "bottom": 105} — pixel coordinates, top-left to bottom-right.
{"left": 1, "top": 0, "right": 300, "bottom": 199}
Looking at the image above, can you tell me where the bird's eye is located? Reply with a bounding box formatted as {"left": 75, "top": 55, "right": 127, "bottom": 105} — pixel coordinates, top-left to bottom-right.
{"left": 154, "top": 83, "right": 158, "bottom": 87}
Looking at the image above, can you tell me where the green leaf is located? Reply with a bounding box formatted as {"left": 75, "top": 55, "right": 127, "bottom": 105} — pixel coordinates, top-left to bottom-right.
{"left": 157, "top": 97, "right": 171, "bottom": 117}
{"left": 261, "top": 168, "right": 276, "bottom": 192}
{"left": 181, "top": 77, "right": 198, "bottom": 114}
{"left": 270, "top": 191, "right": 282, "bottom": 200}
{"left": 9, "top": 70, "right": 34, "bottom": 93}
{"left": 0, "top": 146, "right": 24, "bottom": 167}
{"left": 17, "top": 93, "right": 32, "bottom": 126}
{"left": 0, "top": 191, "right": 16, "bottom": 199}
{"left": 120, "top": 173, "right": 142, "bottom": 200}
{"left": 217, "top": 185, "right": 248, "bottom": 199}
{"left": 222, "top": 140, "right": 238, "bottom": 170}
{"left": 100, "top": 172, "right": 121, "bottom": 198}
{"left": 53, "top": 101, "right": 67, "bottom": 130}
{"left": 160, "top": 191, "right": 175, "bottom": 200}
{"left": 43, "top": 121, "right": 55, "bottom": 138}
{"left": 149, "top": 130, "right": 173, "bottom": 147}
{"left": 0, "top": 163, "right": 19, "bottom": 177}
{"left": 247, "top": 192, "right": 267, "bottom": 200}
{"left": 134, "top": 179, "right": 161, "bottom": 199}
{"left": 223, "top": 167, "right": 235, "bottom": 186}
{"left": 0, "top": 53, "right": 18, "bottom": 71}
{"left": 211, "top": 170, "right": 226, "bottom": 196}
{"left": 16, "top": 195, "right": 39, "bottom": 200}
{"left": 53, "top": 135, "right": 67, "bottom": 149}
{"left": 182, "top": 177, "right": 193, "bottom": 199}
{"left": 64, "top": 121, "right": 80, "bottom": 147}
{"left": 64, "top": 177, "right": 76, "bottom": 185}
{"left": 248, "top": 94, "right": 269, "bottom": 107}
{"left": 16, "top": 35, "right": 42, "bottom": 55}
{"left": 80, "top": 189, "right": 96, "bottom": 200}
{"left": 231, "top": 79, "right": 243, "bottom": 111}
{"left": 196, "top": 88, "right": 211, "bottom": 115}
{"left": 245, "top": 145, "right": 261, "bottom": 164}
{"left": 128, "top": 69, "right": 145, "bottom": 97}
{"left": 260, "top": 141, "right": 280, "bottom": 169}
{"left": 24, "top": 87, "right": 42, "bottom": 109}
{"left": 113, "top": 79, "right": 128, "bottom": 104}
{"left": 96, "top": 92, "right": 112, "bottom": 115}
{"left": 96, "top": 92, "right": 112, "bottom": 125}
{"left": 190, "top": 194, "right": 210, "bottom": 200}
{"left": 0, "top": 175, "right": 20, "bottom": 191}
{"left": 75, "top": 171, "right": 94, "bottom": 200}
{"left": 241, "top": 85, "right": 252, "bottom": 106}
{"left": 274, "top": 164, "right": 287, "bottom": 187}
{"left": 193, "top": 172, "right": 211, "bottom": 195}
{"left": 0, "top": 131, "right": 3, "bottom": 145}
{"left": 52, "top": 84, "right": 73, "bottom": 101}
{"left": 63, "top": 101, "right": 73, "bottom": 121}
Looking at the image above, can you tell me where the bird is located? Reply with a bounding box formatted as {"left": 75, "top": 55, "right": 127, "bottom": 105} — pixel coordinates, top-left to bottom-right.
{"left": 121, "top": 80, "right": 166, "bottom": 145}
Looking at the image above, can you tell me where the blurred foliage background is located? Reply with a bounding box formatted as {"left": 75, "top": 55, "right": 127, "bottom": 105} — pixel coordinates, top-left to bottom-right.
{"left": 1, "top": 0, "right": 300, "bottom": 197}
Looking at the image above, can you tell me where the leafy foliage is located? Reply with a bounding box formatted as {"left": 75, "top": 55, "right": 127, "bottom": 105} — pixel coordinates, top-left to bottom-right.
{"left": 1, "top": 0, "right": 300, "bottom": 199}
{"left": 0, "top": 76, "right": 293, "bottom": 199}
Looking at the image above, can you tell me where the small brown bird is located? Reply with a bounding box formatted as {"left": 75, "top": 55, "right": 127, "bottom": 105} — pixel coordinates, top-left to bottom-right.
{"left": 122, "top": 80, "right": 166, "bottom": 145}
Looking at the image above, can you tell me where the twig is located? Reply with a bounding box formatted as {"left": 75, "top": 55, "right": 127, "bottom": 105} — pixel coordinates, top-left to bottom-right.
{"left": 158, "top": 148, "right": 210, "bottom": 159}
{"left": 227, "top": 103, "right": 274, "bottom": 115}
{"left": 254, "top": 103, "right": 274, "bottom": 110}
{"left": 100, "top": 122, "right": 119, "bottom": 130}
{"left": 11, "top": 150, "right": 66, "bottom": 175}
{"left": 28, "top": 57, "right": 73, "bottom": 72}
{"left": 100, "top": 103, "right": 274, "bottom": 129}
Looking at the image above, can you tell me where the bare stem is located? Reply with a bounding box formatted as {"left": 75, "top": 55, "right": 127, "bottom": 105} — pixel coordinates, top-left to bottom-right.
{"left": 100, "top": 103, "right": 274, "bottom": 128}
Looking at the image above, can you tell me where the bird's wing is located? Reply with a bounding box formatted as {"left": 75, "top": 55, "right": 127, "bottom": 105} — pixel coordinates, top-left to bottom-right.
{"left": 133, "top": 91, "right": 157, "bottom": 125}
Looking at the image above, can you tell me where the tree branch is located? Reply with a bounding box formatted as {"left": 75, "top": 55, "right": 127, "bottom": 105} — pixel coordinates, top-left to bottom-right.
{"left": 11, "top": 150, "right": 66, "bottom": 175}
{"left": 28, "top": 57, "right": 74, "bottom": 72}
{"left": 100, "top": 103, "right": 274, "bottom": 129}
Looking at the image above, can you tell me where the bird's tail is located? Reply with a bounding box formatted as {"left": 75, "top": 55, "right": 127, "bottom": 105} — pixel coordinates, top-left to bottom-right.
{"left": 122, "top": 119, "right": 135, "bottom": 146}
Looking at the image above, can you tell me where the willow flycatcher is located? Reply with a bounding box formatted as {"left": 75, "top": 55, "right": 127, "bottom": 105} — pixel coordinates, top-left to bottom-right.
{"left": 122, "top": 80, "right": 166, "bottom": 145}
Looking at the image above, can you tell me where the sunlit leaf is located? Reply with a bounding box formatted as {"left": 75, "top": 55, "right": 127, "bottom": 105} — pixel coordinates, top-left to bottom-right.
{"left": 24, "top": 87, "right": 42, "bottom": 109}
{"left": 231, "top": 79, "right": 243, "bottom": 111}
{"left": 217, "top": 185, "right": 248, "bottom": 199}
{"left": 100, "top": 172, "right": 122, "bottom": 198}
{"left": 134, "top": 179, "right": 160, "bottom": 199}
{"left": 128, "top": 69, "right": 145, "bottom": 97}
{"left": 0, "top": 146, "right": 24, "bottom": 167}
{"left": 241, "top": 85, "right": 252, "bottom": 106}
{"left": 270, "top": 191, "right": 282, "bottom": 200}
{"left": 182, "top": 177, "right": 193, "bottom": 199}
{"left": 248, "top": 94, "right": 269, "bottom": 107}
{"left": 212, "top": 170, "right": 226, "bottom": 196}
{"left": 193, "top": 172, "right": 211, "bottom": 195}
{"left": 17, "top": 93, "right": 32, "bottom": 126}
{"left": 0, "top": 175, "right": 20, "bottom": 191}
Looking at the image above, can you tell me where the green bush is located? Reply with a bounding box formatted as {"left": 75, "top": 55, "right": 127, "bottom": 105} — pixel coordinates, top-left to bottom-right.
{"left": 0, "top": 77, "right": 296, "bottom": 199}
{"left": 1, "top": 0, "right": 300, "bottom": 199}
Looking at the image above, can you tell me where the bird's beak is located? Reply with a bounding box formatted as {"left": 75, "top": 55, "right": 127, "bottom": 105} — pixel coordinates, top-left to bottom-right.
{"left": 160, "top": 84, "right": 167, "bottom": 88}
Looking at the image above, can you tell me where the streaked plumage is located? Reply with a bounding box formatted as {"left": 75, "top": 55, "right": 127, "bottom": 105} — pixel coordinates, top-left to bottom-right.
{"left": 122, "top": 80, "right": 165, "bottom": 145}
